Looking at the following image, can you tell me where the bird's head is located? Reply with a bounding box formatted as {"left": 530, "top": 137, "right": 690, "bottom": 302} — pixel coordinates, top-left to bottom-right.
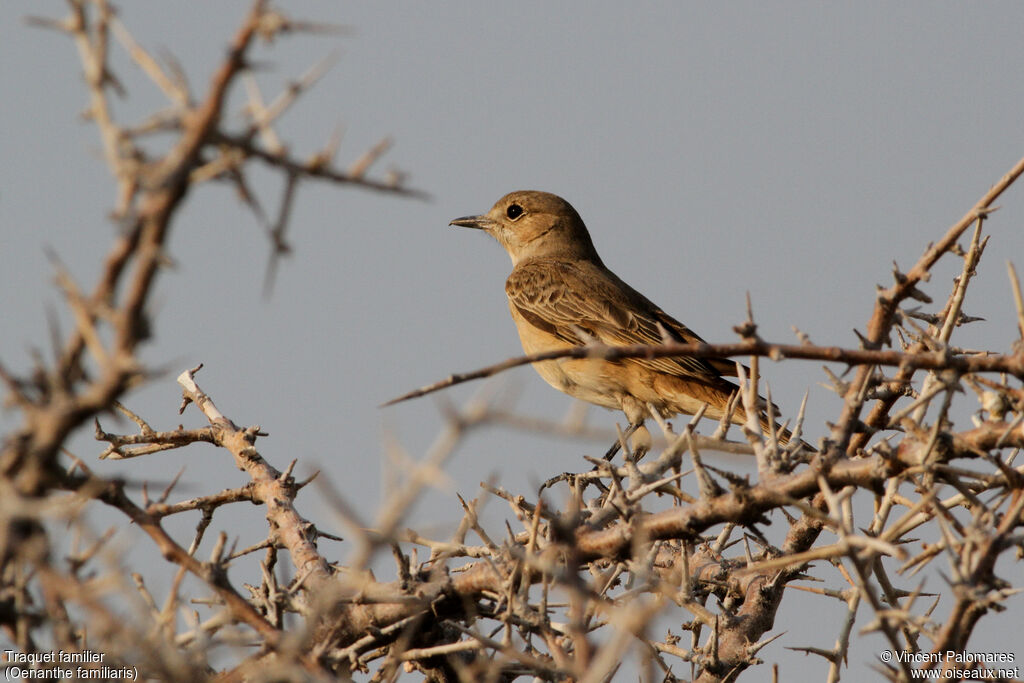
{"left": 450, "top": 191, "right": 601, "bottom": 265}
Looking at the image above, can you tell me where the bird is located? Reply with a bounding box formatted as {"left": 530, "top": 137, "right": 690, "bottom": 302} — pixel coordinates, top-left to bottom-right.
{"left": 450, "top": 190, "right": 794, "bottom": 448}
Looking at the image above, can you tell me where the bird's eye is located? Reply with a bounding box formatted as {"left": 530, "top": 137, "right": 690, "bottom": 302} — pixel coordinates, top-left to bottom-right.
{"left": 506, "top": 203, "right": 524, "bottom": 220}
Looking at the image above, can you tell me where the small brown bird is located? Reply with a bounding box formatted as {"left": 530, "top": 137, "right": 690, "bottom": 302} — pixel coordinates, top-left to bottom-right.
{"left": 451, "top": 190, "right": 788, "bottom": 443}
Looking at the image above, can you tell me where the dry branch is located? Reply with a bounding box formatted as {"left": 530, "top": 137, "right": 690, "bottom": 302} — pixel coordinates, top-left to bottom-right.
{"left": 3, "top": 3, "right": 1024, "bottom": 682}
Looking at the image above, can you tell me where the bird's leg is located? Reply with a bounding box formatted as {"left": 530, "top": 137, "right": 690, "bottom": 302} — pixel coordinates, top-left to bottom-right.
{"left": 543, "top": 421, "right": 640, "bottom": 499}
{"left": 630, "top": 423, "right": 652, "bottom": 462}
{"left": 604, "top": 421, "right": 644, "bottom": 461}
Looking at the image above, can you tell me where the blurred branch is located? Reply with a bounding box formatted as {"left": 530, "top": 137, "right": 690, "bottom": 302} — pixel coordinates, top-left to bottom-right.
{"left": 6, "top": 2, "right": 1024, "bottom": 681}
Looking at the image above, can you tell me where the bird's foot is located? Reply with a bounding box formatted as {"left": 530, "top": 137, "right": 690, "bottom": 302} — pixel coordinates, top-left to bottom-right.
{"left": 539, "top": 471, "right": 577, "bottom": 495}
{"left": 539, "top": 469, "right": 610, "bottom": 498}
{"left": 603, "top": 422, "right": 648, "bottom": 461}
{"left": 630, "top": 424, "right": 652, "bottom": 462}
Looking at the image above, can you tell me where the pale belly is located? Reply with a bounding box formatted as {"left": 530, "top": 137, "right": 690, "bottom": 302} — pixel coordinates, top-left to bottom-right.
{"left": 531, "top": 356, "right": 624, "bottom": 411}
{"left": 510, "top": 312, "right": 624, "bottom": 412}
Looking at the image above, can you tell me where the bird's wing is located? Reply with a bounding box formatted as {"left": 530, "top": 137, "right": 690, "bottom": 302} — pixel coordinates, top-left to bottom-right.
{"left": 506, "top": 260, "right": 738, "bottom": 381}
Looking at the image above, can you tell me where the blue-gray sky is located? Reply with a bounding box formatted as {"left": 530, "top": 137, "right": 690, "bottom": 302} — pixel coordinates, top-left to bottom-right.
{"left": 2, "top": 2, "right": 1023, "bottom": 677}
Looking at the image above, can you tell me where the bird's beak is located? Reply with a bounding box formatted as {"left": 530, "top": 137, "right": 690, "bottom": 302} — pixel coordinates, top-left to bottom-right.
{"left": 450, "top": 214, "right": 496, "bottom": 231}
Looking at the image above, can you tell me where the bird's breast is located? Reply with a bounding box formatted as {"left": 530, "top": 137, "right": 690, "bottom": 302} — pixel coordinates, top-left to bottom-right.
{"left": 506, "top": 301, "right": 624, "bottom": 411}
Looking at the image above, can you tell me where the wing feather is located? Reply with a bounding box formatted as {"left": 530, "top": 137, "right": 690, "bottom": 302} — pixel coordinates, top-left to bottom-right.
{"left": 506, "top": 260, "right": 738, "bottom": 382}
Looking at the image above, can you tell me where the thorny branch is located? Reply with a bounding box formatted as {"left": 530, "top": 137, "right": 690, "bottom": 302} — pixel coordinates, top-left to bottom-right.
{"left": 383, "top": 337, "right": 1024, "bottom": 409}
{"left": 3, "top": 2, "right": 1024, "bottom": 682}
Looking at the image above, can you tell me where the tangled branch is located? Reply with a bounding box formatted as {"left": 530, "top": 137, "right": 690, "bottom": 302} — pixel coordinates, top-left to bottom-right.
{"left": 2, "top": 3, "right": 1024, "bottom": 682}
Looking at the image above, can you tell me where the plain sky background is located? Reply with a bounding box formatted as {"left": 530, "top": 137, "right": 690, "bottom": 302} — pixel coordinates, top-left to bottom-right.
{"left": 3, "top": 2, "right": 1024, "bottom": 679}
